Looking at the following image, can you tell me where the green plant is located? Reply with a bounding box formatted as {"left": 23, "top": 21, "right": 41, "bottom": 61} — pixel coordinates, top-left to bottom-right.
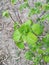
{"left": 3, "top": 0, "right": 49, "bottom": 65}
{"left": 46, "top": 0, "right": 49, "bottom": 3}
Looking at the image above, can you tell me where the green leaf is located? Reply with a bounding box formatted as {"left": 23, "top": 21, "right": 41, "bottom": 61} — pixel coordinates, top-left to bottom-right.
{"left": 43, "top": 56, "right": 49, "bottom": 62}
{"left": 42, "top": 34, "right": 49, "bottom": 46}
{"left": 2, "top": 10, "right": 9, "bottom": 18}
{"left": 16, "top": 42, "right": 25, "bottom": 49}
{"left": 29, "top": 44, "right": 37, "bottom": 52}
{"left": 42, "top": 3, "right": 49, "bottom": 11}
{"left": 24, "top": 0, "right": 28, "bottom": 2}
{"left": 12, "top": 30, "right": 21, "bottom": 42}
{"left": 32, "top": 23, "right": 44, "bottom": 35}
{"left": 11, "top": 0, "right": 17, "bottom": 4}
{"left": 46, "top": 0, "right": 49, "bottom": 3}
{"left": 14, "top": 22, "right": 18, "bottom": 30}
{"left": 25, "top": 51, "right": 33, "bottom": 60}
{"left": 19, "top": 2, "right": 29, "bottom": 11}
{"left": 41, "top": 13, "right": 49, "bottom": 21}
{"left": 46, "top": 48, "right": 49, "bottom": 53}
{"left": 29, "top": 8, "right": 40, "bottom": 16}
{"left": 33, "top": 55, "right": 41, "bottom": 65}
{"left": 22, "top": 35, "right": 27, "bottom": 41}
{"left": 43, "top": 34, "right": 49, "bottom": 44}
{"left": 19, "top": 24, "right": 28, "bottom": 35}
{"left": 37, "top": 49, "right": 45, "bottom": 54}
{"left": 29, "top": 42, "right": 42, "bottom": 52}
{"left": 35, "top": 2, "right": 42, "bottom": 8}
{"left": 24, "top": 20, "right": 32, "bottom": 26}
{"left": 41, "top": 15, "right": 47, "bottom": 22}
{"left": 26, "top": 32, "right": 38, "bottom": 45}
{"left": 45, "top": 48, "right": 49, "bottom": 55}
{"left": 14, "top": 22, "right": 20, "bottom": 30}
{"left": 37, "top": 42, "right": 42, "bottom": 48}
{"left": 46, "top": 14, "right": 49, "bottom": 21}
{"left": 19, "top": 20, "right": 32, "bottom": 35}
